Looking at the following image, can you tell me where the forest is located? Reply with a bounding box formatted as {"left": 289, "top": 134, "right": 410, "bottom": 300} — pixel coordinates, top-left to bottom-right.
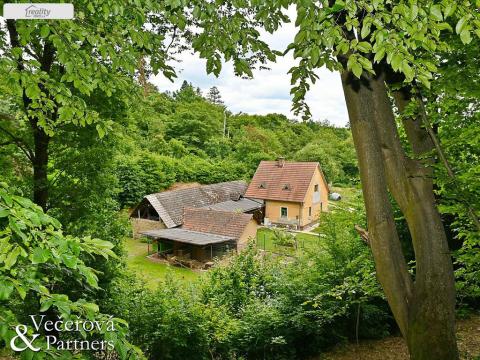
{"left": 0, "top": 1, "right": 479, "bottom": 359}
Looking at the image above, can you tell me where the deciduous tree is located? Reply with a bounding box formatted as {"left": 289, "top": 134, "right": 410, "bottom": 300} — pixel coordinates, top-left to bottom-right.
{"left": 189, "top": 1, "right": 480, "bottom": 358}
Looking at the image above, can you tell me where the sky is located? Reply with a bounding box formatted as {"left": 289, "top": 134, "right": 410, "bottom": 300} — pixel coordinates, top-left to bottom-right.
{"left": 150, "top": 13, "right": 349, "bottom": 127}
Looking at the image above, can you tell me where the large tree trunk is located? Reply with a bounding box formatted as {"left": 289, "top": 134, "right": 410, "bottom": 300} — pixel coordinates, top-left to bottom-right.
{"left": 340, "top": 69, "right": 458, "bottom": 359}
{"left": 31, "top": 121, "right": 50, "bottom": 212}
{"left": 7, "top": 20, "right": 55, "bottom": 211}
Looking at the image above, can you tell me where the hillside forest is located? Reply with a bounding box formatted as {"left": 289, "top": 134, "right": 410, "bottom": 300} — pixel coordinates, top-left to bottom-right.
{"left": 1, "top": 1, "right": 480, "bottom": 360}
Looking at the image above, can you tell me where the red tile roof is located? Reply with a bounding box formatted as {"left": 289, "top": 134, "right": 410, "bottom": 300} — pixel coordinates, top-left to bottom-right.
{"left": 245, "top": 161, "right": 320, "bottom": 202}
{"left": 182, "top": 208, "right": 253, "bottom": 239}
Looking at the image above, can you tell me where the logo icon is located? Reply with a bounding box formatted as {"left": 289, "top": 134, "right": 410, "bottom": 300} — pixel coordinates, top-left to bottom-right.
{"left": 24, "top": 5, "right": 51, "bottom": 18}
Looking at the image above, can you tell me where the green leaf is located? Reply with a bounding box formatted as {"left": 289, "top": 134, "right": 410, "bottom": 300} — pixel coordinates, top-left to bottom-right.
{"left": 374, "top": 47, "right": 386, "bottom": 63}
{"left": 32, "top": 247, "right": 50, "bottom": 264}
{"left": 417, "top": 75, "right": 431, "bottom": 89}
{"left": 4, "top": 246, "right": 21, "bottom": 269}
{"left": 39, "top": 299, "right": 53, "bottom": 312}
{"left": 357, "top": 42, "right": 372, "bottom": 53}
{"left": 352, "top": 63, "right": 362, "bottom": 78}
{"left": 460, "top": 29, "right": 472, "bottom": 44}
{"left": 40, "top": 25, "right": 50, "bottom": 39}
{"left": 360, "top": 23, "right": 371, "bottom": 39}
{"left": 311, "top": 47, "right": 320, "bottom": 66}
{"left": 430, "top": 5, "right": 443, "bottom": 21}
{"left": 391, "top": 53, "right": 403, "bottom": 71}
{"left": 443, "top": 3, "right": 457, "bottom": 18}
{"left": 0, "top": 208, "right": 9, "bottom": 218}
{"left": 456, "top": 16, "right": 468, "bottom": 34}
{"left": 402, "top": 61, "right": 414, "bottom": 81}
{"left": 96, "top": 125, "right": 106, "bottom": 138}
{"left": 61, "top": 254, "right": 78, "bottom": 269}
{"left": 0, "top": 282, "right": 14, "bottom": 300}
{"left": 2, "top": 193, "right": 13, "bottom": 207}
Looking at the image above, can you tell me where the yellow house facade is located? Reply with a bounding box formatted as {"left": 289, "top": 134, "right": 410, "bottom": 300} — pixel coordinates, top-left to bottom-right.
{"left": 245, "top": 160, "right": 329, "bottom": 229}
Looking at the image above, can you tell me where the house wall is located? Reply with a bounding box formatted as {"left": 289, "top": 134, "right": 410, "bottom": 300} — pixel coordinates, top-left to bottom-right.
{"left": 300, "top": 167, "right": 329, "bottom": 226}
{"left": 237, "top": 219, "right": 259, "bottom": 251}
{"left": 131, "top": 218, "right": 165, "bottom": 239}
{"left": 264, "top": 200, "right": 302, "bottom": 225}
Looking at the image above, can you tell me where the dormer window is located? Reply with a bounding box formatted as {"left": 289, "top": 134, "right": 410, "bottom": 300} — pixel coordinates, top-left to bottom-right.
{"left": 283, "top": 183, "right": 291, "bottom": 190}
{"left": 314, "top": 184, "right": 319, "bottom": 192}
{"left": 259, "top": 182, "right": 267, "bottom": 189}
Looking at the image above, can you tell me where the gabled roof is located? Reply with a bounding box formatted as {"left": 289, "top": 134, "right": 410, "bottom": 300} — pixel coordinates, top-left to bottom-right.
{"left": 183, "top": 208, "right": 253, "bottom": 239}
{"left": 135, "top": 180, "right": 248, "bottom": 228}
{"left": 201, "top": 198, "right": 263, "bottom": 212}
{"left": 245, "top": 161, "right": 324, "bottom": 203}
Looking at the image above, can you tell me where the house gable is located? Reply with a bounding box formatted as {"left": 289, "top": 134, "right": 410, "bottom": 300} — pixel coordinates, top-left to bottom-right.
{"left": 245, "top": 161, "right": 328, "bottom": 203}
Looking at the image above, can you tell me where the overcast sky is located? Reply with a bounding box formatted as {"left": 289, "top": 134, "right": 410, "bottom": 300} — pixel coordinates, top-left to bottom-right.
{"left": 150, "top": 14, "right": 349, "bottom": 127}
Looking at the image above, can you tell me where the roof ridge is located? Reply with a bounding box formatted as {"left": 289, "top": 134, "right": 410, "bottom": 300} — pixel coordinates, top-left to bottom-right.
{"left": 185, "top": 206, "right": 253, "bottom": 218}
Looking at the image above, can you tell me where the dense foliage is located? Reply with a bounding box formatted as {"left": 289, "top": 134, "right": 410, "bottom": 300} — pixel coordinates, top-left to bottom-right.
{"left": 1, "top": 0, "right": 479, "bottom": 358}
{"left": 0, "top": 183, "right": 142, "bottom": 359}
{"left": 104, "top": 195, "right": 392, "bottom": 360}
{"left": 111, "top": 83, "right": 358, "bottom": 208}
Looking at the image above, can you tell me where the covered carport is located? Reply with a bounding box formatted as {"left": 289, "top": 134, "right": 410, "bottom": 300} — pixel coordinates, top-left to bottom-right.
{"left": 141, "top": 228, "right": 237, "bottom": 262}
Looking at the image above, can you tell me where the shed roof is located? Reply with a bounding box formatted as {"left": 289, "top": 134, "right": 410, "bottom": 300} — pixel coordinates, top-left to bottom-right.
{"left": 183, "top": 208, "right": 253, "bottom": 239}
{"left": 141, "top": 228, "right": 234, "bottom": 246}
{"left": 245, "top": 161, "right": 325, "bottom": 202}
{"left": 134, "top": 180, "right": 248, "bottom": 228}
{"left": 201, "top": 198, "right": 263, "bottom": 212}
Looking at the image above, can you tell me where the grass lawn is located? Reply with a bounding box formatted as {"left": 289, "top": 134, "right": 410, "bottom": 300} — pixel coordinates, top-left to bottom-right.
{"left": 125, "top": 238, "right": 200, "bottom": 289}
{"left": 256, "top": 228, "right": 322, "bottom": 255}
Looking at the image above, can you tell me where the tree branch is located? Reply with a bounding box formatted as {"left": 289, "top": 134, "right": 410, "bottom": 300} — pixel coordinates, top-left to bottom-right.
{"left": 0, "top": 125, "right": 33, "bottom": 161}
{"left": 355, "top": 225, "right": 370, "bottom": 245}
{"left": 417, "top": 94, "right": 480, "bottom": 232}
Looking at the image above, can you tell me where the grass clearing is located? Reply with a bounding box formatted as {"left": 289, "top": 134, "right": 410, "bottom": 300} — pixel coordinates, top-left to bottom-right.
{"left": 125, "top": 238, "right": 200, "bottom": 288}
{"left": 256, "top": 228, "right": 322, "bottom": 255}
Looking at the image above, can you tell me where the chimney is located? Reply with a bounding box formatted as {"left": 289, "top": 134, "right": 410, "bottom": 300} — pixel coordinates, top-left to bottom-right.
{"left": 277, "top": 157, "right": 285, "bottom": 168}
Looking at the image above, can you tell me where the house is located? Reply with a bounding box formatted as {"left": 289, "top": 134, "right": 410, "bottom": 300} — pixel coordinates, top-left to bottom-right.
{"left": 141, "top": 207, "right": 258, "bottom": 262}
{"left": 245, "top": 159, "right": 329, "bottom": 229}
{"left": 130, "top": 180, "right": 249, "bottom": 238}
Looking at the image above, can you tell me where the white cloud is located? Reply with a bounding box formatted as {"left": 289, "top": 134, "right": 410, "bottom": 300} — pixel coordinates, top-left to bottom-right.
{"left": 150, "top": 12, "right": 349, "bottom": 127}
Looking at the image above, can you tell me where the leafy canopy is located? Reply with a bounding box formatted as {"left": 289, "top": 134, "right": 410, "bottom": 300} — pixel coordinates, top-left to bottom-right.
{"left": 0, "top": 183, "right": 142, "bottom": 358}
{"left": 191, "top": 0, "right": 480, "bottom": 117}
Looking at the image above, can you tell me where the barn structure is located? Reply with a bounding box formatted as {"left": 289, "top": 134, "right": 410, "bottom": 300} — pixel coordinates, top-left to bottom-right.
{"left": 130, "top": 180, "right": 262, "bottom": 238}
{"left": 141, "top": 207, "right": 258, "bottom": 262}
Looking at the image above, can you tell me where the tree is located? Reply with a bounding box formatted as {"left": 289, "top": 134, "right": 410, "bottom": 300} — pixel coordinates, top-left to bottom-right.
{"left": 0, "top": 0, "right": 275, "bottom": 211}
{"left": 190, "top": 1, "right": 480, "bottom": 358}
{"left": 0, "top": 183, "right": 143, "bottom": 358}
{"left": 206, "top": 86, "right": 224, "bottom": 104}
{"left": 174, "top": 81, "right": 205, "bottom": 102}
{"left": 0, "top": 2, "right": 190, "bottom": 211}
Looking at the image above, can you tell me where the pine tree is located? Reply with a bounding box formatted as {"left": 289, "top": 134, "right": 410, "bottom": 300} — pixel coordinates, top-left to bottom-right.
{"left": 206, "top": 86, "right": 223, "bottom": 104}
